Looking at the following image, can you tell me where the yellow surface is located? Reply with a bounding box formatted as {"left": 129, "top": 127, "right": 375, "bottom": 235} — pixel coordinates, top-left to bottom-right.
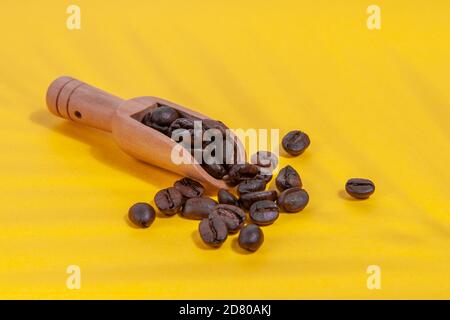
{"left": 0, "top": 0, "right": 449, "bottom": 299}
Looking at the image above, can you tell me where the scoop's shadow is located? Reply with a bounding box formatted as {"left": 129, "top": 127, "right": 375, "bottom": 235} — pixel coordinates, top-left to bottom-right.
{"left": 30, "top": 109, "right": 180, "bottom": 187}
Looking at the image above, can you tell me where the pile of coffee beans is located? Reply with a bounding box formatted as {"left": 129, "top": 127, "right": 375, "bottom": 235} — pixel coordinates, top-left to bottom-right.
{"left": 128, "top": 157, "right": 309, "bottom": 252}
{"left": 141, "top": 104, "right": 241, "bottom": 180}
{"left": 127, "top": 129, "right": 376, "bottom": 252}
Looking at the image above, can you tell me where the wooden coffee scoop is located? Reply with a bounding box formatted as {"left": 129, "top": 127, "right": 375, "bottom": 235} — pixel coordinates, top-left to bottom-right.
{"left": 46, "top": 76, "right": 246, "bottom": 192}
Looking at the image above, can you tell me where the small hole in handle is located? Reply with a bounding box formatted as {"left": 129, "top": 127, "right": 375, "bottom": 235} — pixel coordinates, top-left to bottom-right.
{"left": 74, "top": 111, "right": 82, "bottom": 119}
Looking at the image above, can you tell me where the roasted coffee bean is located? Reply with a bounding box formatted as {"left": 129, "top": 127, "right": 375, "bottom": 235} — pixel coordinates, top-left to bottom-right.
{"left": 169, "top": 117, "right": 194, "bottom": 130}
{"left": 182, "top": 197, "right": 217, "bottom": 220}
{"left": 202, "top": 119, "right": 228, "bottom": 136}
{"left": 168, "top": 118, "right": 194, "bottom": 136}
{"left": 128, "top": 202, "right": 156, "bottom": 228}
{"left": 150, "top": 105, "right": 180, "bottom": 127}
{"left": 250, "top": 151, "right": 278, "bottom": 168}
{"left": 276, "top": 165, "right": 302, "bottom": 191}
{"left": 169, "top": 118, "right": 204, "bottom": 150}
{"left": 249, "top": 200, "right": 279, "bottom": 226}
{"left": 345, "top": 178, "right": 375, "bottom": 199}
{"left": 237, "top": 179, "right": 266, "bottom": 196}
{"left": 277, "top": 187, "right": 309, "bottom": 213}
{"left": 282, "top": 130, "right": 310, "bottom": 156}
{"left": 201, "top": 163, "right": 227, "bottom": 179}
{"left": 154, "top": 187, "right": 183, "bottom": 215}
{"left": 199, "top": 216, "right": 228, "bottom": 247}
{"left": 210, "top": 204, "right": 246, "bottom": 233}
{"left": 256, "top": 173, "right": 273, "bottom": 183}
{"left": 239, "top": 190, "right": 278, "bottom": 210}
{"left": 149, "top": 122, "right": 171, "bottom": 135}
{"left": 174, "top": 177, "right": 204, "bottom": 198}
{"left": 218, "top": 189, "right": 240, "bottom": 206}
{"left": 142, "top": 105, "right": 180, "bottom": 135}
{"left": 141, "top": 112, "right": 153, "bottom": 127}
{"left": 238, "top": 224, "right": 264, "bottom": 252}
{"left": 224, "top": 163, "right": 260, "bottom": 186}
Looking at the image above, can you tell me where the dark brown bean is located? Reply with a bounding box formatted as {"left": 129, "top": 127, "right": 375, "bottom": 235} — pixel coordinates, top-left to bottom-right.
{"left": 201, "top": 163, "right": 227, "bottom": 179}
{"left": 250, "top": 151, "right": 278, "bottom": 168}
{"left": 202, "top": 119, "right": 228, "bottom": 136}
{"left": 154, "top": 187, "right": 183, "bottom": 215}
{"left": 168, "top": 118, "right": 194, "bottom": 135}
{"left": 249, "top": 200, "right": 279, "bottom": 226}
{"left": 238, "top": 224, "right": 264, "bottom": 252}
{"left": 237, "top": 179, "right": 266, "bottom": 196}
{"left": 345, "top": 178, "right": 375, "bottom": 199}
{"left": 174, "top": 177, "right": 205, "bottom": 198}
{"left": 282, "top": 130, "right": 310, "bottom": 156}
{"left": 142, "top": 105, "right": 180, "bottom": 135}
{"left": 224, "top": 163, "right": 260, "bottom": 186}
{"left": 128, "top": 202, "right": 156, "bottom": 228}
{"left": 277, "top": 187, "right": 309, "bottom": 213}
{"left": 199, "top": 216, "right": 228, "bottom": 247}
{"left": 182, "top": 197, "right": 217, "bottom": 220}
{"left": 149, "top": 105, "right": 180, "bottom": 126}
{"left": 276, "top": 165, "right": 302, "bottom": 191}
{"left": 217, "top": 189, "right": 240, "bottom": 207}
{"left": 256, "top": 173, "right": 273, "bottom": 183}
{"left": 210, "top": 204, "right": 246, "bottom": 233}
{"left": 239, "top": 190, "right": 278, "bottom": 210}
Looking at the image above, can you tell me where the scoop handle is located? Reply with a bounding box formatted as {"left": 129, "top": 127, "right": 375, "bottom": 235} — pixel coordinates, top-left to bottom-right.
{"left": 46, "top": 76, "right": 124, "bottom": 132}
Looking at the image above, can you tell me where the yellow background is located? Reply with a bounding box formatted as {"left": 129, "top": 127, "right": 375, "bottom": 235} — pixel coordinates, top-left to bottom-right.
{"left": 0, "top": 0, "right": 449, "bottom": 299}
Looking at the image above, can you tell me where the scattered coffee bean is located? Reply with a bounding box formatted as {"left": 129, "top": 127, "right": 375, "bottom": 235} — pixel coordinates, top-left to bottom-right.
{"left": 276, "top": 165, "right": 302, "bottom": 191}
{"left": 282, "top": 130, "right": 310, "bottom": 156}
{"left": 128, "top": 202, "right": 156, "bottom": 228}
{"left": 238, "top": 224, "right": 264, "bottom": 252}
{"left": 210, "top": 204, "right": 246, "bottom": 233}
{"left": 174, "top": 177, "right": 204, "bottom": 198}
{"left": 182, "top": 197, "right": 217, "bottom": 220}
{"left": 217, "top": 188, "right": 240, "bottom": 207}
{"left": 224, "top": 163, "right": 260, "bottom": 186}
{"left": 154, "top": 187, "right": 184, "bottom": 215}
{"left": 345, "top": 178, "right": 375, "bottom": 199}
{"left": 256, "top": 173, "right": 273, "bottom": 183}
{"left": 249, "top": 200, "right": 279, "bottom": 226}
{"left": 250, "top": 151, "right": 278, "bottom": 168}
{"left": 277, "top": 187, "right": 309, "bottom": 213}
{"left": 237, "top": 179, "right": 266, "bottom": 196}
{"left": 199, "top": 215, "right": 228, "bottom": 247}
{"left": 239, "top": 190, "right": 278, "bottom": 210}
